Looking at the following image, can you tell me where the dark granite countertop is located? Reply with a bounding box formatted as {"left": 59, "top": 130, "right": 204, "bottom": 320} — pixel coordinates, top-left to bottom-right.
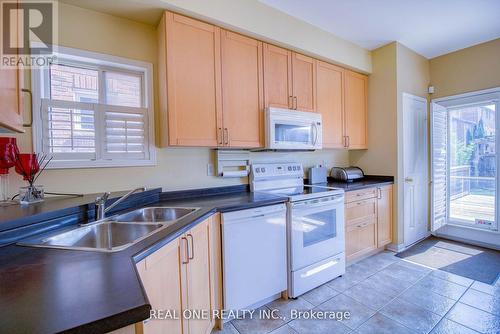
{"left": 0, "top": 190, "right": 287, "bottom": 334}
{"left": 0, "top": 176, "right": 393, "bottom": 333}
{"left": 324, "top": 175, "right": 394, "bottom": 191}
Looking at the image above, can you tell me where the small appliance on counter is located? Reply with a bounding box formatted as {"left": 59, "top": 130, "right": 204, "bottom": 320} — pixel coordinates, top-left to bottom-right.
{"left": 307, "top": 165, "right": 327, "bottom": 184}
{"left": 331, "top": 166, "right": 364, "bottom": 182}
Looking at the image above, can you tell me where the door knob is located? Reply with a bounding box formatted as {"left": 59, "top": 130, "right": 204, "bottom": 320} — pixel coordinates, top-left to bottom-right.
{"left": 405, "top": 177, "right": 414, "bottom": 183}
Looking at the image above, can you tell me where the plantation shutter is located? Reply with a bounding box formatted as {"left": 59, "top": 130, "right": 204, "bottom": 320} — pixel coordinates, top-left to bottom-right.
{"left": 102, "top": 105, "right": 150, "bottom": 160}
{"left": 431, "top": 102, "right": 448, "bottom": 231}
{"left": 41, "top": 99, "right": 98, "bottom": 161}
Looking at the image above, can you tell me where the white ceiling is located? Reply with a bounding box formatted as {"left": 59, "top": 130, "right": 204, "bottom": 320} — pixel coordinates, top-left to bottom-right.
{"left": 260, "top": 0, "right": 500, "bottom": 58}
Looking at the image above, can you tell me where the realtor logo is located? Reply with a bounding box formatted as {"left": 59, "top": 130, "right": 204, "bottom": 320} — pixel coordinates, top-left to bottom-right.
{"left": 1, "top": 0, "right": 58, "bottom": 68}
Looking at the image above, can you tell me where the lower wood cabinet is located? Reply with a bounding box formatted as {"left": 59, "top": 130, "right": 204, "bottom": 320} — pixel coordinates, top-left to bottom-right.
{"left": 377, "top": 185, "right": 393, "bottom": 247}
{"left": 136, "top": 215, "right": 221, "bottom": 334}
{"left": 346, "top": 219, "right": 377, "bottom": 261}
{"left": 345, "top": 185, "right": 393, "bottom": 262}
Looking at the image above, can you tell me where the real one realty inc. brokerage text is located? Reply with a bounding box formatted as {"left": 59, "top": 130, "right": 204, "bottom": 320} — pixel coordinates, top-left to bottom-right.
{"left": 149, "top": 309, "right": 352, "bottom": 321}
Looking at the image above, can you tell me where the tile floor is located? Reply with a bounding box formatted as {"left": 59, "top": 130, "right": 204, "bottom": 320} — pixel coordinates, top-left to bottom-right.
{"left": 213, "top": 251, "right": 500, "bottom": 334}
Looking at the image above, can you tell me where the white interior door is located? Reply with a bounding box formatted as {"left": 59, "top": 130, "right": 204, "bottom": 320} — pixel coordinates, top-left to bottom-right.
{"left": 403, "top": 93, "right": 430, "bottom": 247}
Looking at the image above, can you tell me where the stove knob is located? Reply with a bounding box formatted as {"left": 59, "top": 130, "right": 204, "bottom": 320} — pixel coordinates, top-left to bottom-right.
{"left": 288, "top": 166, "right": 292, "bottom": 171}
{"left": 292, "top": 166, "right": 297, "bottom": 171}
{"left": 256, "top": 168, "right": 260, "bottom": 173}
{"left": 262, "top": 167, "right": 266, "bottom": 173}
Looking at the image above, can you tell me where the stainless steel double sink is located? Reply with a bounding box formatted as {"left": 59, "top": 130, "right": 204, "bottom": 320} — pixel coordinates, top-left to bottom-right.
{"left": 18, "top": 207, "right": 199, "bottom": 252}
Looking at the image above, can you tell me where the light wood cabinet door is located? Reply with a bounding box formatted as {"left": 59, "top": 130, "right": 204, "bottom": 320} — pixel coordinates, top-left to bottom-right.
{"left": 209, "top": 214, "right": 223, "bottom": 331}
{"left": 221, "top": 30, "right": 264, "bottom": 148}
{"left": 164, "top": 12, "right": 222, "bottom": 147}
{"left": 316, "top": 61, "right": 344, "bottom": 148}
{"left": 377, "top": 185, "right": 393, "bottom": 247}
{"left": 292, "top": 52, "right": 316, "bottom": 112}
{"left": 0, "top": 1, "right": 24, "bottom": 133}
{"left": 185, "top": 219, "right": 213, "bottom": 334}
{"left": 344, "top": 70, "right": 368, "bottom": 149}
{"left": 263, "top": 43, "right": 292, "bottom": 109}
{"left": 136, "top": 240, "right": 183, "bottom": 334}
{"left": 346, "top": 218, "right": 377, "bottom": 262}
{"left": 345, "top": 198, "right": 377, "bottom": 228}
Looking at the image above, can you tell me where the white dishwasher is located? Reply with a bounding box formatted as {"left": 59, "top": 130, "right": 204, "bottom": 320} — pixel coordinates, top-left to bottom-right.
{"left": 222, "top": 203, "right": 287, "bottom": 310}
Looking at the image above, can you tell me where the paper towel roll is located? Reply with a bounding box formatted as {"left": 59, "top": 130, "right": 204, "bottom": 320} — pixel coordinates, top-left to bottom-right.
{"left": 222, "top": 170, "right": 248, "bottom": 178}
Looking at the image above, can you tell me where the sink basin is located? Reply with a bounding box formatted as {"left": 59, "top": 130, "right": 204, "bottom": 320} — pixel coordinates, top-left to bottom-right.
{"left": 114, "top": 207, "right": 198, "bottom": 223}
{"left": 33, "top": 221, "right": 163, "bottom": 251}
{"left": 18, "top": 207, "right": 200, "bottom": 252}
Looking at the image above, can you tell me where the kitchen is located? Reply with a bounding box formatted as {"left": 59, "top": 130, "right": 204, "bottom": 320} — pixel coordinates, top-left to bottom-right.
{"left": 0, "top": 1, "right": 499, "bottom": 334}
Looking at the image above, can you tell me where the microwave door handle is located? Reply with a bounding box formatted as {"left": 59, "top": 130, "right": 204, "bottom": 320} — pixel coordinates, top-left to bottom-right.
{"left": 312, "top": 123, "right": 318, "bottom": 146}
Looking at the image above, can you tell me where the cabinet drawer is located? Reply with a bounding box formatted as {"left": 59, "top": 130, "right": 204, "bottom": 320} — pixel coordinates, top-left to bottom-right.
{"left": 345, "top": 197, "right": 377, "bottom": 227}
{"left": 345, "top": 187, "right": 377, "bottom": 203}
{"left": 345, "top": 218, "right": 377, "bottom": 261}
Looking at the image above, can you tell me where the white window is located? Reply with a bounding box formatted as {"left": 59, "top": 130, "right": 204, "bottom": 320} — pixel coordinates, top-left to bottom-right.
{"left": 32, "top": 46, "right": 156, "bottom": 168}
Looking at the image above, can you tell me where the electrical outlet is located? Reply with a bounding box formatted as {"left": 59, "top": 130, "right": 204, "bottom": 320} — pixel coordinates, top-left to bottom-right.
{"left": 207, "top": 163, "right": 214, "bottom": 176}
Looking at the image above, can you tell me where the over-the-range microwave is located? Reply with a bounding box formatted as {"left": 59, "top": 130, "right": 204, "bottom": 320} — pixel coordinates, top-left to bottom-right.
{"left": 264, "top": 107, "right": 322, "bottom": 150}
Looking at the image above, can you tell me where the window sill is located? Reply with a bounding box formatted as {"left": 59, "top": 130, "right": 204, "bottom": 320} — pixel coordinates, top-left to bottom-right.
{"left": 46, "top": 160, "right": 157, "bottom": 169}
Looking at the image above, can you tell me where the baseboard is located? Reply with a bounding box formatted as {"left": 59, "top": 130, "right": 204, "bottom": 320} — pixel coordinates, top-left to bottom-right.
{"left": 386, "top": 242, "right": 406, "bottom": 252}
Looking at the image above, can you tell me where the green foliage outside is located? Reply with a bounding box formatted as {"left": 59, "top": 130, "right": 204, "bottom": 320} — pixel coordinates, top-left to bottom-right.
{"left": 455, "top": 141, "right": 475, "bottom": 165}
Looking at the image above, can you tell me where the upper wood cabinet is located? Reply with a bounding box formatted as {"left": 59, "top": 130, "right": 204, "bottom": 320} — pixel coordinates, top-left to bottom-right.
{"left": 263, "top": 44, "right": 292, "bottom": 109}
{"left": 263, "top": 44, "right": 316, "bottom": 112}
{"left": 158, "top": 11, "right": 369, "bottom": 149}
{"left": 344, "top": 70, "right": 368, "bottom": 149}
{"left": 161, "top": 12, "right": 222, "bottom": 147}
{"left": 221, "top": 30, "right": 264, "bottom": 148}
{"left": 316, "top": 61, "right": 344, "bottom": 148}
{"left": 0, "top": 1, "right": 24, "bottom": 133}
{"left": 292, "top": 53, "right": 316, "bottom": 112}
{"left": 0, "top": 68, "right": 24, "bottom": 132}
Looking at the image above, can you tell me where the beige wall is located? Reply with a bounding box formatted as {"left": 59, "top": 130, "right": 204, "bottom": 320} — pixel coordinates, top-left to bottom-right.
{"left": 350, "top": 43, "right": 398, "bottom": 176}
{"left": 351, "top": 42, "right": 430, "bottom": 247}
{"left": 3, "top": 2, "right": 349, "bottom": 196}
{"left": 157, "top": 0, "right": 371, "bottom": 73}
{"left": 395, "top": 43, "right": 430, "bottom": 245}
{"left": 430, "top": 38, "right": 500, "bottom": 99}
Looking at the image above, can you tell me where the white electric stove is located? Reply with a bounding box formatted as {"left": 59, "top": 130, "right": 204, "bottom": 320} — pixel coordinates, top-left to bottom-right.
{"left": 250, "top": 163, "right": 346, "bottom": 297}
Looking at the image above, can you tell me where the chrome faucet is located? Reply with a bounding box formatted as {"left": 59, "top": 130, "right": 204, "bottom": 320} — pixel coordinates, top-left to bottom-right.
{"left": 94, "top": 187, "right": 146, "bottom": 221}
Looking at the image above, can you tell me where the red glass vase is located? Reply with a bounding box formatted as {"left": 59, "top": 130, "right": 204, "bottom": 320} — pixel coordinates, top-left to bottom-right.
{"left": 15, "top": 153, "right": 40, "bottom": 182}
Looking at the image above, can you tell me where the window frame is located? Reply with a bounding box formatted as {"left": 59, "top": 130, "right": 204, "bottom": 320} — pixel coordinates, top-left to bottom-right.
{"left": 32, "top": 44, "right": 156, "bottom": 169}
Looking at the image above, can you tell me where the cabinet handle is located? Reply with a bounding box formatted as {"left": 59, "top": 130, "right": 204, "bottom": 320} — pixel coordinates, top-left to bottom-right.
{"left": 293, "top": 96, "right": 297, "bottom": 110}
{"left": 187, "top": 233, "right": 194, "bottom": 260}
{"left": 288, "top": 96, "right": 293, "bottom": 108}
{"left": 224, "top": 128, "right": 229, "bottom": 146}
{"left": 346, "top": 136, "right": 350, "bottom": 148}
{"left": 22, "top": 88, "right": 33, "bottom": 127}
{"left": 218, "top": 128, "right": 223, "bottom": 145}
{"left": 377, "top": 188, "right": 382, "bottom": 199}
{"left": 181, "top": 237, "right": 189, "bottom": 264}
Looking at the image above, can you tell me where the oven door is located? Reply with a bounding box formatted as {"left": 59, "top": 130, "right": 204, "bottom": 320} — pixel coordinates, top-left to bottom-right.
{"left": 289, "top": 194, "right": 345, "bottom": 271}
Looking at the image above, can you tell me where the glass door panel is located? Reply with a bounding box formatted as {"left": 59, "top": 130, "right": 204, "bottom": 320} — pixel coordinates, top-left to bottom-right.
{"left": 448, "top": 103, "right": 497, "bottom": 230}
{"left": 300, "top": 210, "right": 337, "bottom": 247}
{"left": 274, "top": 123, "right": 312, "bottom": 145}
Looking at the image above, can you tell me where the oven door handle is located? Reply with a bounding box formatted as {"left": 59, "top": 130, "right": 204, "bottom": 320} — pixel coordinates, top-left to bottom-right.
{"left": 291, "top": 195, "right": 344, "bottom": 208}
